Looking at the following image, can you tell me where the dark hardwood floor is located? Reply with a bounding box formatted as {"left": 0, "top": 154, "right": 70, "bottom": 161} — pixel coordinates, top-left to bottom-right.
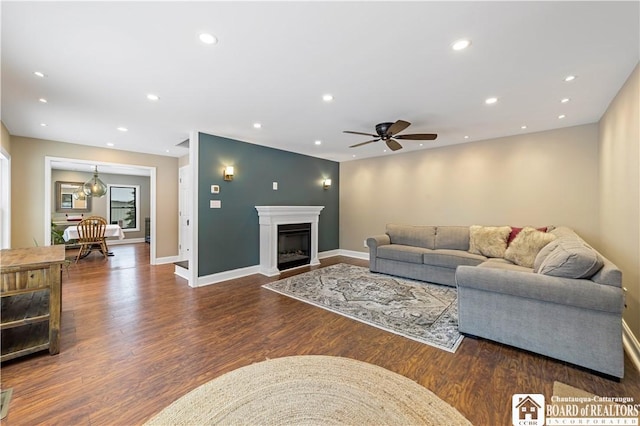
{"left": 1, "top": 243, "right": 639, "bottom": 425}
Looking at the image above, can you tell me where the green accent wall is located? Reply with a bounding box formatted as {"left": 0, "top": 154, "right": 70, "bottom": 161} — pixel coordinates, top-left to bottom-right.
{"left": 198, "top": 132, "right": 339, "bottom": 276}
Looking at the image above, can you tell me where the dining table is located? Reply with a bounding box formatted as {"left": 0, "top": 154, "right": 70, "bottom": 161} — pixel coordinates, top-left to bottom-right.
{"left": 63, "top": 223, "right": 125, "bottom": 257}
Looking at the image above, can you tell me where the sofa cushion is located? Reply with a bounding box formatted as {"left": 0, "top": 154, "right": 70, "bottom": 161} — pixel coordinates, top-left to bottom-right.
{"left": 386, "top": 224, "right": 436, "bottom": 249}
{"left": 435, "top": 226, "right": 469, "bottom": 250}
{"left": 504, "top": 227, "right": 556, "bottom": 268}
{"left": 536, "top": 238, "right": 604, "bottom": 279}
{"left": 478, "top": 259, "right": 533, "bottom": 273}
{"left": 377, "top": 245, "right": 431, "bottom": 264}
{"left": 423, "top": 249, "right": 486, "bottom": 268}
{"left": 468, "top": 225, "right": 511, "bottom": 258}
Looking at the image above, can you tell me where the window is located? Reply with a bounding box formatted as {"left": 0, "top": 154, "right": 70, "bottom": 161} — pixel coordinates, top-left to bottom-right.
{"left": 108, "top": 185, "right": 140, "bottom": 232}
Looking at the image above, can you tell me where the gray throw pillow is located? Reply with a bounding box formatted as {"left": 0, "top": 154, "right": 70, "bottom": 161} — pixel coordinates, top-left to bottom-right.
{"left": 537, "top": 239, "right": 604, "bottom": 279}
{"left": 533, "top": 239, "right": 559, "bottom": 272}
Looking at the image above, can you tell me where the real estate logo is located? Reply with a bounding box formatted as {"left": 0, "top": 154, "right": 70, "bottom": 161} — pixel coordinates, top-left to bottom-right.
{"left": 512, "top": 394, "right": 545, "bottom": 426}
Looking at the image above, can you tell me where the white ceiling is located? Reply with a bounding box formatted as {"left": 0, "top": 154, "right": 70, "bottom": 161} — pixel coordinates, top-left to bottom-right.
{"left": 2, "top": 1, "right": 639, "bottom": 163}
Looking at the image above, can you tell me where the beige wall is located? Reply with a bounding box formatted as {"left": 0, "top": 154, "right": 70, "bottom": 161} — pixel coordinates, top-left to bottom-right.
{"left": 599, "top": 63, "right": 640, "bottom": 338}
{"left": 1, "top": 122, "right": 10, "bottom": 154}
{"left": 9, "top": 136, "right": 179, "bottom": 258}
{"left": 340, "top": 123, "right": 600, "bottom": 251}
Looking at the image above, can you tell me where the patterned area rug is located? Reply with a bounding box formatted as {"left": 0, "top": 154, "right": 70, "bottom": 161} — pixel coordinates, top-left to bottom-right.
{"left": 262, "top": 263, "right": 463, "bottom": 352}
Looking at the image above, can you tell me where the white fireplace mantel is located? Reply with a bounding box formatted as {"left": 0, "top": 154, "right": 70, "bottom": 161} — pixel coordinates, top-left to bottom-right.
{"left": 255, "top": 206, "right": 324, "bottom": 276}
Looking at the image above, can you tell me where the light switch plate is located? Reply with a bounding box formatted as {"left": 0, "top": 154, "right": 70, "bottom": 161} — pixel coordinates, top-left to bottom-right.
{"left": 211, "top": 185, "right": 220, "bottom": 194}
{"left": 273, "top": 182, "right": 278, "bottom": 190}
{"left": 210, "top": 200, "right": 221, "bottom": 208}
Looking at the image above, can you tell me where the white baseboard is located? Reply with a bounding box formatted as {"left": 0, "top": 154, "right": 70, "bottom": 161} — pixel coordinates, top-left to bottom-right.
{"left": 191, "top": 250, "right": 368, "bottom": 287}
{"left": 337, "top": 249, "right": 369, "bottom": 260}
{"left": 319, "top": 248, "right": 369, "bottom": 260}
{"left": 174, "top": 264, "right": 189, "bottom": 281}
{"left": 108, "top": 238, "right": 145, "bottom": 245}
{"left": 623, "top": 319, "right": 640, "bottom": 374}
{"left": 196, "top": 265, "right": 262, "bottom": 287}
{"left": 156, "top": 255, "right": 181, "bottom": 265}
{"left": 318, "top": 249, "right": 341, "bottom": 259}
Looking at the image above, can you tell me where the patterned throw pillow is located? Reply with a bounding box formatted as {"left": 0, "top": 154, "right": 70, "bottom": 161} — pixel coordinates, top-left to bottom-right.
{"left": 504, "top": 227, "right": 556, "bottom": 268}
{"left": 468, "top": 225, "right": 512, "bottom": 258}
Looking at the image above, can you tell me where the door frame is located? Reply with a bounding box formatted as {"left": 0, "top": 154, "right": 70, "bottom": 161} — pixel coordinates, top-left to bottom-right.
{"left": 44, "top": 156, "right": 158, "bottom": 264}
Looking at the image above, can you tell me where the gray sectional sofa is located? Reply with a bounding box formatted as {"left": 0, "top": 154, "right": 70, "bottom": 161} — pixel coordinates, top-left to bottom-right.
{"left": 366, "top": 224, "right": 625, "bottom": 378}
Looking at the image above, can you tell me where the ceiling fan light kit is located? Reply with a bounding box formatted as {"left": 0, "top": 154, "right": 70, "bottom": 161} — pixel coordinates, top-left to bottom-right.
{"left": 344, "top": 120, "right": 437, "bottom": 151}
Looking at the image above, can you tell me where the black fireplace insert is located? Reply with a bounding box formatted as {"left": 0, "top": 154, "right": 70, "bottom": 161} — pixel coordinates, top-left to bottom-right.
{"left": 277, "top": 223, "right": 311, "bottom": 270}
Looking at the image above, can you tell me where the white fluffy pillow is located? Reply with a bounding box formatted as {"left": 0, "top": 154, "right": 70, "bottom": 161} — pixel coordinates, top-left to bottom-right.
{"left": 504, "top": 227, "right": 556, "bottom": 268}
{"left": 468, "top": 225, "right": 512, "bottom": 258}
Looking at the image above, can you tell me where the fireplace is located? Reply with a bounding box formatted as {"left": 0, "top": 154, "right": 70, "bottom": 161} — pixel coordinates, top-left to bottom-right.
{"left": 278, "top": 223, "right": 311, "bottom": 270}
{"left": 255, "top": 206, "right": 324, "bottom": 276}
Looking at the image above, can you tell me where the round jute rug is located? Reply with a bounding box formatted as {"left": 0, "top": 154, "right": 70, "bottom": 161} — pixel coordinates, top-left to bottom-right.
{"left": 145, "top": 355, "right": 471, "bottom": 425}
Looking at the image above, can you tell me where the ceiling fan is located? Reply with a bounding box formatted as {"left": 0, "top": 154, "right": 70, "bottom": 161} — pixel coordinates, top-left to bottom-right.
{"left": 344, "top": 120, "right": 437, "bottom": 151}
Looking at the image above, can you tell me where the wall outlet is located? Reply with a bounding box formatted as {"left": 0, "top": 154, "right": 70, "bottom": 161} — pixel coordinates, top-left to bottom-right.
{"left": 273, "top": 182, "right": 278, "bottom": 190}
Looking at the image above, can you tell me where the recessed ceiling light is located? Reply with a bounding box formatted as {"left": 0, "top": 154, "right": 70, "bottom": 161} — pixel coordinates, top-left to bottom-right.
{"left": 521, "top": 125, "right": 527, "bottom": 129}
{"left": 352, "top": 154, "right": 356, "bottom": 158}
{"left": 165, "top": 149, "right": 170, "bottom": 153}
{"left": 561, "top": 98, "right": 570, "bottom": 103}
{"left": 464, "top": 135, "right": 470, "bottom": 139}
{"left": 322, "top": 94, "right": 334, "bottom": 102}
{"left": 106, "top": 143, "right": 114, "bottom": 147}
{"left": 558, "top": 114, "right": 566, "bottom": 119}
{"left": 117, "top": 127, "right": 128, "bottom": 132}
{"left": 34, "top": 71, "right": 46, "bottom": 78}
{"left": 383, "top": 149, "right": 387, "bottom": 153}
{"left": 452, "top": 39, "right": 471, "bottom": 51}
{"left": 40, "top": 123, "right": 47, "bottom": 127}
{"left": 147, "top": 94, "right": 160, "bottom": 101}
{"left": 314, "top": 140, "right": 322, "bottom": 145}
{"left": 485, "top": 97, "right": 498, "bottom": 105}
{"left": 253, "top": 123, "right": 262, "bottom": 129}
{"left": 564, "top": 75, "right": 576, "bottom": 82}
{"left": 199, "top": 33, "right": 217, "bottom": 44}
{"left": 39, "top": 98, "right": 48, "bottom": 103}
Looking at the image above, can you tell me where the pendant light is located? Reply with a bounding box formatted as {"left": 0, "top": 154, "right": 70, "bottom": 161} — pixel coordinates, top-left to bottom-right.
{"left": 72, "top": 186, "right": 86, "bottom": 200}
{"left": 83, "top": 166, "right": 108, "bottom": 198}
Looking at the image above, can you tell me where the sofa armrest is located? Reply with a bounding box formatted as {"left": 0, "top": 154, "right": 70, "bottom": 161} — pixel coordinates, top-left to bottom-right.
{"left": 366, "top": 234, "right": 390, "bottom": 272}
{"left": 455, "top": 265, "right": 624, "bottom": 314}
{"left": 367, "top": 234, "right": 390, "bottom": 249}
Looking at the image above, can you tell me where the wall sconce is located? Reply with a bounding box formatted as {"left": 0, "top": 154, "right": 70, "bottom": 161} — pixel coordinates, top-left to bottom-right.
{"left": 323, "top": 178, "right": 332, "bottom": 190}
{"left": 223, "top": 166, "right": 234, "bottom": 181}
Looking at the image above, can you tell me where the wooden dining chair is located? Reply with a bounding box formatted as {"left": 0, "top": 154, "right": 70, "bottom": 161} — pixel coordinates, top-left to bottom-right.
{"left": 75, "top": 216, "right": 109, "bottom": 263}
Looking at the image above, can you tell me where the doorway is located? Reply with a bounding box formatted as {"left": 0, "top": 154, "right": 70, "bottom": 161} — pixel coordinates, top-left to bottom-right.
{"left": 44, "top": 156, "right": 158, "bottom": 264}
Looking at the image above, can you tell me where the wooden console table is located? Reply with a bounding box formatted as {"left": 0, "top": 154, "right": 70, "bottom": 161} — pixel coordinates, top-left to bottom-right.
{"left": 0, "top": 245, "right": 65, "bottom": 362}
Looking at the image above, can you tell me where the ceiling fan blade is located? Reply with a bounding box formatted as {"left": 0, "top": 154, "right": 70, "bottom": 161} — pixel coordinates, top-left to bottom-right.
{"left": 386, "top": 139, "right": 403, "bottom": 151}
{"left": 349, "top": 139, "right": 380, "bottom": 148}
{"left": 395, "top": 133, "right": 438, "bottom": 140}
{"left": 344, "top": 130, "right": 378, "bottom": 137}
{"left": 387, "top": 120, "right": 411, "bottom": 136}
